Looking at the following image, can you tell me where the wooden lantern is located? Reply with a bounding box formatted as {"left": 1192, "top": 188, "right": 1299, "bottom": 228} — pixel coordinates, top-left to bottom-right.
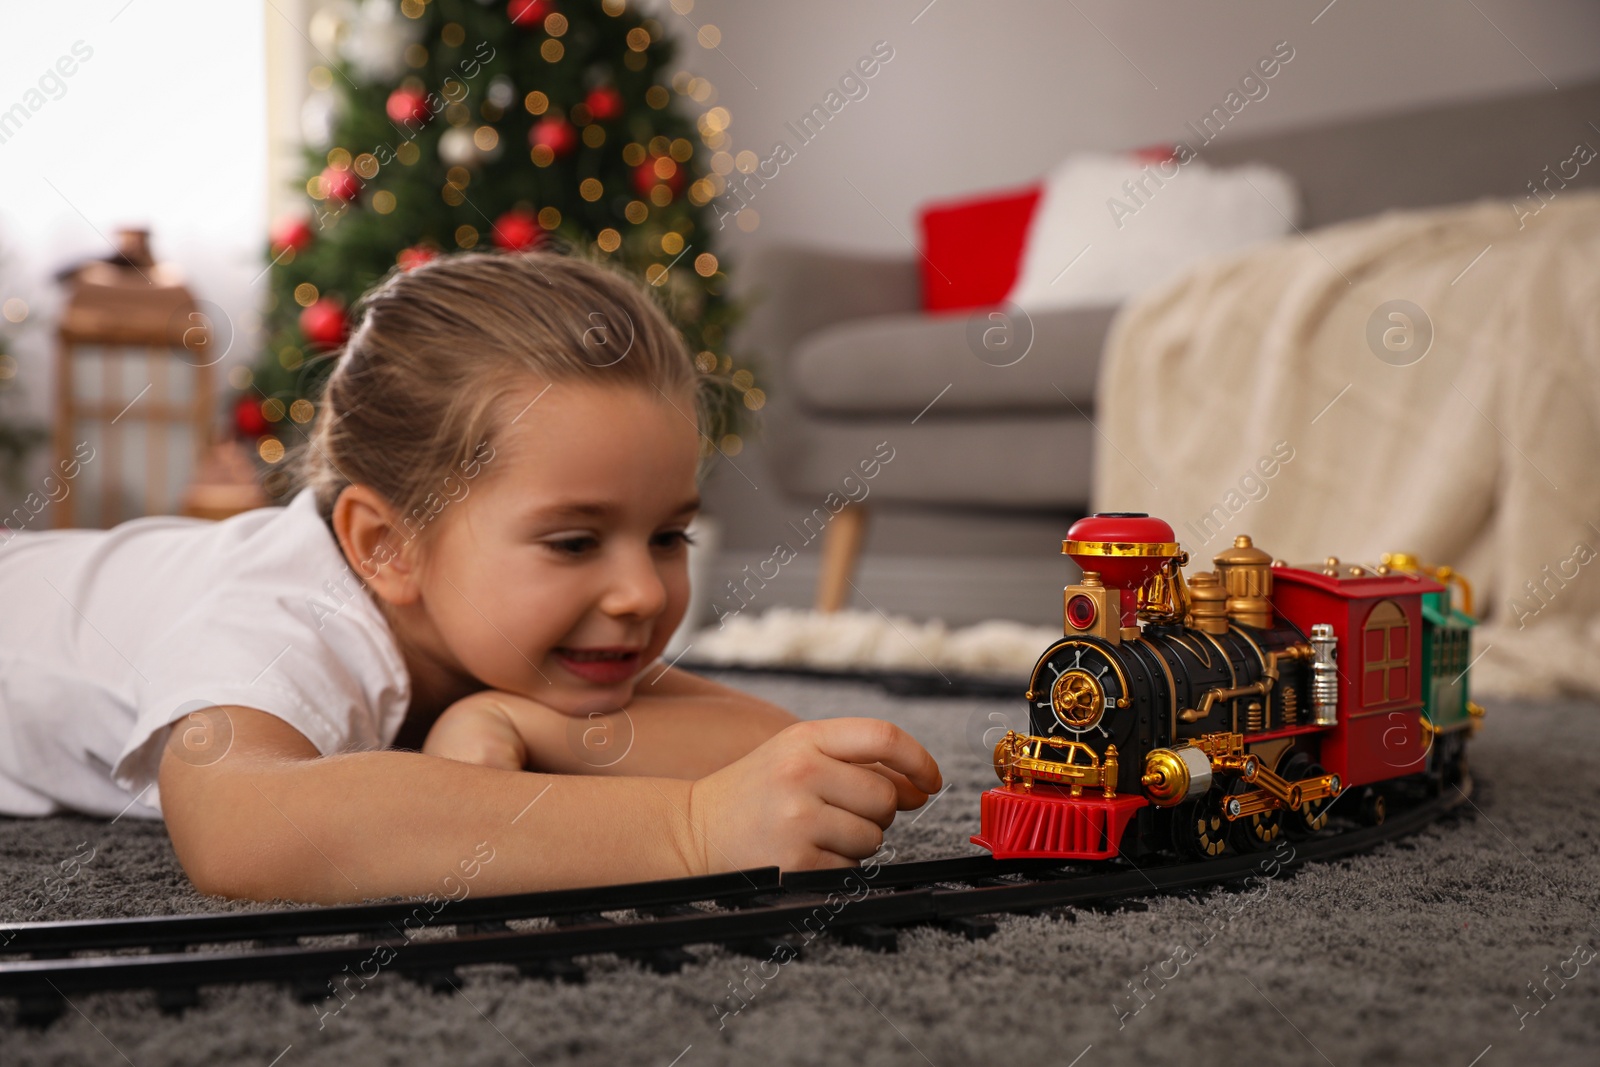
{"left": 53, "top": 227, "right": 225, "bottom": 528}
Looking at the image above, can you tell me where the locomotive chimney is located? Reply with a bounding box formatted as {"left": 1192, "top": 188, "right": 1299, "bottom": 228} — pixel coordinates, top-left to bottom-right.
{"left": 1213, "top": 534, "right": 1274, "bottom": 629}
{"left": 1062, "top": 513, "right": 1182, "bottom": 639}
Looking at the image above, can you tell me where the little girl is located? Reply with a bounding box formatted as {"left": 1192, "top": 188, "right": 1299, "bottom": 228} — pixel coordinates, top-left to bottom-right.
{"left": 0, "top": 251, "right": 941, "bottom": 903}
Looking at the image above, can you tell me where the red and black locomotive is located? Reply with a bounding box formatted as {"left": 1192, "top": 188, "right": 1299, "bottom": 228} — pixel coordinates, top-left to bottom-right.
{"left": 972, "top": 513, "right": 1482, "bottom": 861}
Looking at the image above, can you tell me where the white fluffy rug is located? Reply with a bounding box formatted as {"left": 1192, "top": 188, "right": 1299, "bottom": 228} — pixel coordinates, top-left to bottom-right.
{"left": 684, "top": 608, "right": 1059, "bottom": 679}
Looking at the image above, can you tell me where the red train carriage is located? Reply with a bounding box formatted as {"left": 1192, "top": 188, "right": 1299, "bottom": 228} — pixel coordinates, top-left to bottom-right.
{"left": 1272, "top": 563, "right": 1433, "bottom": 788}
{"left": 972, "top": 513, "right": 1464, "bottom": 862}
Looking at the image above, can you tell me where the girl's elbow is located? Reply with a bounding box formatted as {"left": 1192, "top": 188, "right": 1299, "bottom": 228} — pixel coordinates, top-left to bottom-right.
{"left": 184, "top": 859, "right": 244, "bottom": 900}
{"left": 178, "top": 834, "right": 341, "bottom": 902}
{"left": 166, "top": 792, "right": 325, "bottom": 900}
{"left": 177, "top": 843, "right": 255, "bottom": 900}
{"left": 169, "top": 823, "right": 279, "bottom": 900}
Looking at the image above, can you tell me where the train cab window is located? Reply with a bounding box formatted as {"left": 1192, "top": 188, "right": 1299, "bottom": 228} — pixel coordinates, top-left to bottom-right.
{"left": 1362, "top": 600, "right": 1410, "bottom": 705}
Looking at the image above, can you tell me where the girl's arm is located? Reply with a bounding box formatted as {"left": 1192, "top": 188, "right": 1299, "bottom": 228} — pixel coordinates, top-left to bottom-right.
{"left": 160, "top": 702, "right": 941, "bottom": 903}
{"left": 423, "top": 666, "right": 799, "bottom": 779}
{"left": 159, "top": 706, "right": 698, "bottom": 902}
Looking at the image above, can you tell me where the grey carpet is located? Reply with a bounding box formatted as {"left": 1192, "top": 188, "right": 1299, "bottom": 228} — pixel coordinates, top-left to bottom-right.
{"left": 3, "top": 675, "right": 1597, "bottom": 1067}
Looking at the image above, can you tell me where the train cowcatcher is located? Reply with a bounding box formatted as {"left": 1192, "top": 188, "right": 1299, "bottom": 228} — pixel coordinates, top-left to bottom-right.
{"left": 971, "top": 512, "right": 1484, "bottom": 862}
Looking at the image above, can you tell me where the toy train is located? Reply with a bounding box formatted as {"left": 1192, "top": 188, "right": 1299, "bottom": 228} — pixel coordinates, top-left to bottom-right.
{"left": 971, "top": 513, "right": 1484, "bottom": 861}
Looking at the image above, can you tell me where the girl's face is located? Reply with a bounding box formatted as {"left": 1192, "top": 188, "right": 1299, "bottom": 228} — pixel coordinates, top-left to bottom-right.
{"left": 416, "top": 381, "right": 702, "bottom": 716}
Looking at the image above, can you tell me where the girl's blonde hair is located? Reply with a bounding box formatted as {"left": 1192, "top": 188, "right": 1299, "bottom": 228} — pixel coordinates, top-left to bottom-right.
{"left": 293, "top": 249, "right": 707, "bottom": 542}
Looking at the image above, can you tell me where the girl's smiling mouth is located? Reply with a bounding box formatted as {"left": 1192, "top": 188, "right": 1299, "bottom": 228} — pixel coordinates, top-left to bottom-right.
{"left": 552, "top": 646, "right": 644, "bottom": 684}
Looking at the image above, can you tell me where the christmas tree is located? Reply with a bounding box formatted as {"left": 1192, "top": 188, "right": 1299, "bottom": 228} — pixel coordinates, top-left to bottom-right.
{"left": 240, "top": 0, "right": 757, "bottom": 500}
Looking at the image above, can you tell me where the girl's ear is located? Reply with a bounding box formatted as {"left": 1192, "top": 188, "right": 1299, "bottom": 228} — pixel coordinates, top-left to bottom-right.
{"left": 331, "top": 485, "right": 423, "bottom": 606}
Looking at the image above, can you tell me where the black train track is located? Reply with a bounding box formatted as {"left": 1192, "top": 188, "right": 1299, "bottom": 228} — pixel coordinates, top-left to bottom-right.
{"left": 0, "top": 779, "right": 1470, "bottom": 1025}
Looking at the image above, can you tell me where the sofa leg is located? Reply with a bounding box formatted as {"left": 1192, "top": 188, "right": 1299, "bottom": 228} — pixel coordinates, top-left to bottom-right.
{"left": 815, "top": 504, "right": 870, "bottom": 613}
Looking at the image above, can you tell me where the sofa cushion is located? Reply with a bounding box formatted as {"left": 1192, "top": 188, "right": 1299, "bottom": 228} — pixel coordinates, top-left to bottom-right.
{"left": 1008, "top": 154, "right": 1300, "bottom": 311}
{"left": 788, "top": 302, "right": 1119, "bottom": 417}
{"left": 917, "top": 185, "right": 1042, "bottom": 312}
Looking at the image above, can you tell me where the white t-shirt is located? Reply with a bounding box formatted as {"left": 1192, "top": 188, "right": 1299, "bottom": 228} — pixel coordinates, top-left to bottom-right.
{"left": 0, "top": 488, "right": 412, "bottom": 819}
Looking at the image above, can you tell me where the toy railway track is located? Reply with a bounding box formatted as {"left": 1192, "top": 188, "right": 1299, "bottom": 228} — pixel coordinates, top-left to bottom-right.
{"left": 0, "top": 779, "right": 1471, "bottom": 1024}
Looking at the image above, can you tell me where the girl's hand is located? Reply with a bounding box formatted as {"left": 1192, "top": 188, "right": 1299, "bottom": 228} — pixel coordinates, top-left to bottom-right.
{"left": 421, "top": 691, "right": 532, "bottom": 771}
{"left": 683, "top": 718, "right": 942, "bottom": 872}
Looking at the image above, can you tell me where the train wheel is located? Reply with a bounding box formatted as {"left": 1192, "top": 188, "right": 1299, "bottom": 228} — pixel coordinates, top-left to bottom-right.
{"left": 1358, "top": 788, "right": 1387, "bottom": 827}
{"left": 1175, "top": 787, "right": 1232, "bottom": 860}
{"left": 1279, "top": 753, "right": 1333, "bottom": 839}
{"left": 1226, "top": 779, "right": 1281, "bottom": 852}
{"left": 1437, "top": 732, "right": 1467, "bottom": 788}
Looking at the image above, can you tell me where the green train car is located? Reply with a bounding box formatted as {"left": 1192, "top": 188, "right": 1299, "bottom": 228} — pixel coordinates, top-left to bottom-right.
{"left": 1388, "top": 553, "right": 1485, "bottom": 783}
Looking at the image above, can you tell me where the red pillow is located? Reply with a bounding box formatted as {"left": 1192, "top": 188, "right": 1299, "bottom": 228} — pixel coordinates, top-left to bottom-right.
{"left": 916, "top": 184, "right": 1042, "bottom": 313}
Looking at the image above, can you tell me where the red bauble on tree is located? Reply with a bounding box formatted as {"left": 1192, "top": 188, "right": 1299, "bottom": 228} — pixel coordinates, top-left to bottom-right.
{"left": 530, "top": 117, "right": 577, "bottom": 158}
{"left": 269, "top": 215, "right": 313, "bottom": 254}
{"left": 492, "top": 210, "right": 544, "bottom": 251}
{"left": 385, "top": 87, "right": 432, "bottom": 128}
{"left": 633, "top": 155, "right": 685, "bottom": 200}
{"left": 397, "top": 244, "right": 438, "bottom": 271}
{"left": 320, "top": 166, "right": 362, "bottom": 204}
{"left": 507, "top": 0, "right": 553, "bottom": 28}
{"left": 585, "top": 86, "right": 623, "bottom": 122}
{"left": 299, "top": 298, "right": 349, "bottom": 349}
{"left": 233, "top": 395, "right": 268, "bottom": 438}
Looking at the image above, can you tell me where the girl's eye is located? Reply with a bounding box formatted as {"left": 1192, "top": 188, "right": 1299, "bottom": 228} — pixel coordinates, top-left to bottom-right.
{"left": 545, "top": 535, "right": 598, "bottom": 556}
{"left": 653, "top": 529, "right": 696, "bottom": 550}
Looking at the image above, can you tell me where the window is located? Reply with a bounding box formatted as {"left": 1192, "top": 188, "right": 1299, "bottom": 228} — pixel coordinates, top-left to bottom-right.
{"left": 1362, "top": 599, "right": 1410, "bottom": 706}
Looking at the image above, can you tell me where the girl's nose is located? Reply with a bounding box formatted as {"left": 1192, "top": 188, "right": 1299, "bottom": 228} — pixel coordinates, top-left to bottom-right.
{"left": 601, "top": 548, "right": 668, "bottom": 620}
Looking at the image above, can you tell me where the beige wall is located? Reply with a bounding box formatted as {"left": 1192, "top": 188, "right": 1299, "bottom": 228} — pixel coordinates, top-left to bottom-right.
{"left": 648, "top": 0, "right": 1600, "bottom": 261}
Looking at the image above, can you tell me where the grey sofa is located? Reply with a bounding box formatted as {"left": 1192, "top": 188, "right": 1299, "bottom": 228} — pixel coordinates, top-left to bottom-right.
{"left": 744, "top": 77, "right": 1600, "bottom": 608}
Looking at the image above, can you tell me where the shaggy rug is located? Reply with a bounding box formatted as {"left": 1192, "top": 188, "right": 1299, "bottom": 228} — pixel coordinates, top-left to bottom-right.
{"left": 2, "top": 674, "right": 1597, "bottom": 1067}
